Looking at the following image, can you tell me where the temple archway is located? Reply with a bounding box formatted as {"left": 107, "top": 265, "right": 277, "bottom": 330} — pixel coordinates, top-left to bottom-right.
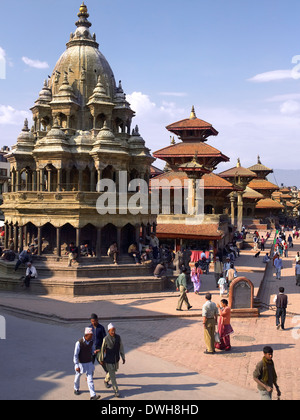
{"left": 41, "top": 222, "right": 56, "bottom": 254}
{"left": 81, "top": 224, "right": 97, "bottom": 253}
{"left": 121, "top": 223, "right": 136, "bottom": 254}
{"left": 61, "top": 223, "right": 76, "bottom": 250}
{"left": 101, "top": 223, "right": 117, "bottom": 255}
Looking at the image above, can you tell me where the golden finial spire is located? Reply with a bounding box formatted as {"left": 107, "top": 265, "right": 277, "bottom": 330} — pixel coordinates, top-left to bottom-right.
{"left": 237, "top": 158, "right": 241, "bottom": 168}
{"left": 79, "top": 2, "right": 88, "bottom": 14}
{"left": 190, "top": 106, "right": 197, "bottom": 120}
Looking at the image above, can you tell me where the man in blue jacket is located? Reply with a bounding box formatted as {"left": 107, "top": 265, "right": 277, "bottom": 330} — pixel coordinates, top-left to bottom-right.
{"left": 90, "top": 314, "right": 106, "bottom": 366}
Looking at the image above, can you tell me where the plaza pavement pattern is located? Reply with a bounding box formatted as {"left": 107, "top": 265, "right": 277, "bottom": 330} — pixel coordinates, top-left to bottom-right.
{"left": 0, "top": 232, "right": 299, "bottom": 400}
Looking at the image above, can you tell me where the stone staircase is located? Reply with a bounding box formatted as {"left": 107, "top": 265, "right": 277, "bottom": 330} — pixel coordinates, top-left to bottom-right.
{"left": 0, "top": 254, "right": 169, "bottom": 296}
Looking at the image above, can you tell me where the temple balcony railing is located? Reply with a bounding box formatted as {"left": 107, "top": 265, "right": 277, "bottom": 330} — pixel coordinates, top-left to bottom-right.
{"left": 1, "top": 191, "right": 154, "bottom": 215}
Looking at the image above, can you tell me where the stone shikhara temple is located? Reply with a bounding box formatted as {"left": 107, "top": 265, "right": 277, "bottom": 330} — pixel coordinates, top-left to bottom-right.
{"left": 2, "top": 3, "right": 156, "bottom": 259}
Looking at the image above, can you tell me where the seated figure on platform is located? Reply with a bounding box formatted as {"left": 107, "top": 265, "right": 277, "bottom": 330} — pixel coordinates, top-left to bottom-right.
{"left": 128, "top": 242, "right": 141, "bottom": 265}
{"left": 108, "top": 242, "right": 118, "bottom": 265}
{"left": 67, "top": 242, "right": 79, "bottom": 267}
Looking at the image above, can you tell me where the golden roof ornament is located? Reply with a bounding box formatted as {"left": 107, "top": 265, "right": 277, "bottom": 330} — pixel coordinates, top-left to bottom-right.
{"left": 189, "top": 106, "right": 197, "bottom": 120}
{"left": 237, "top": 158, "right": 241, "bottom": 168}
{"left": 79, "top": 2, "right": 88, "bottom": 16}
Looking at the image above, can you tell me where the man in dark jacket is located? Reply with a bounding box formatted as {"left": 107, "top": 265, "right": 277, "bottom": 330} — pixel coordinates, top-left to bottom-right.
{"left": 89, "top": 313, "right": 106, "bottom": 364}
{"left": 273, "top": 287, "right": 288, "bottom": 330}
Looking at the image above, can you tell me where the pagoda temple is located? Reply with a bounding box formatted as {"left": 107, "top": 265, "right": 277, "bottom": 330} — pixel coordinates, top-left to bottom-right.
{"left": 247, "top": 156, "right": 284, "bottom": 227}
{"left": 152, "top": 107, "right": 236, "bottom": 257}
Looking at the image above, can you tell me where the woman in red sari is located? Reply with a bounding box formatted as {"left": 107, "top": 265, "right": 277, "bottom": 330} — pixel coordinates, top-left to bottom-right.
{"left": 215, "top": 299, "right": 234, "bottom": 351}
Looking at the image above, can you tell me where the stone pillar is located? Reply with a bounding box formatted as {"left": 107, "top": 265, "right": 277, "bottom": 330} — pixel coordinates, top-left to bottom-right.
{"left": 37, "top": 226, "right": 42, "bottom": 256}
{"left": 47, "top": 169, "right": 51, "bottom": 192}
{"left": 18, "top": 225, "right": 24, "bottom": 253}
{"left": 237, "top": 191, "right": 244, "bottom": 233}
{"left": 135, "top": 224, "right": 141, "bottom": 244}
{"left": 57, "top": 169, "right": 62, "bottom": 192}
{"left": 8, "top": 223, "right": 13, "bottom": 244}
{"left": 117, "top": 227, "right": 122, "bottom": 255}
{"left": 142, "top": 225, "right": 146, "bottom": 241}
{"left": 230, "top": 192, "right": 235, "bottom": 227}
{"left": 96, "top": 227, "right": 102, "bottom": 259}
{"left": 16, "top": 171, "right": 21, "bottom": 192}
{"left": 187, "top": 178, "right": 196, "bottom": 215}
{"left": 90, "top": 167, "right": 96, "bottom": 192}
{"left": 96, "top": 169, "right": 101, "bottom": 192}
{"left": 56, "top": 227, "right": 61, "bottom": 257}
{"left": 76, "top": 227, "right": 81, "bottom": 248}
{"left": 33, "top": 171, "right": 37, "bottom": 192}
{"left": 23, "top": 225, "right": 28, "bottom": 248}
{"left": 11, "top": 171, "right": 15, "bottom": 192}
{"left": 39, "top": 169, "right": 44, "bottom": 192}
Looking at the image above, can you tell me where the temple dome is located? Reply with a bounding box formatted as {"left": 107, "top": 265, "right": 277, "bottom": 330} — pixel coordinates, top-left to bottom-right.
{"left": 15, "top": 119, "right": 35, "bottom": 150}
{"left": 49, "top": 4, "right": 116, "bottom": 106}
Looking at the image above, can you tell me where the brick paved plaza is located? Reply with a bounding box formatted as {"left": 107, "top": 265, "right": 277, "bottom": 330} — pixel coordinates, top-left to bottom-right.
{"left": 0, "top": 232, "right": 299, "bottom": 400}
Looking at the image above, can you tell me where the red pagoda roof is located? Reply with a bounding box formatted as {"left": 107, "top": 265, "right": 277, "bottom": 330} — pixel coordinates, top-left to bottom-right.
{"left": 153, "top": 141, "right": 229, "bottom": 160}
{"left": 247, "top": 179, "right": 279, "bottom": 191}
{"left": 150, "top": 171, "right": 235, "bottom": 190}
{"left": 166, "top": 107, "right": 219, "bottom": 140}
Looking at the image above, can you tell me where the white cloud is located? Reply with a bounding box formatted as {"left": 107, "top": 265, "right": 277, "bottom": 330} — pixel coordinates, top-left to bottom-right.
{"left": 266, "top": 93, "right": 300, "bottom": 102}
{"left": 0, "top": 105, "right": 31, "bottom": 125}
{"left": 127, "top": 92, "right": 187, "bottom": 164}
{"left": 0, "top": 47, "right": 5, "bottom": 60}
{"left": 280, "top": 100, "right": 300, "bottom": 115}
{"left": 247, "top": 69, "right": 294, "bottom": 83}
{"left": 22, "top": 56, "right": 49, "bottom": 69}
{"left": 127, "top": 92, "right": 156, "bottom": 116}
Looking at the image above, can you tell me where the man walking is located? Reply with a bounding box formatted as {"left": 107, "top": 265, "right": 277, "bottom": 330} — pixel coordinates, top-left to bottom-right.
{"left": 100, "top": 323, "right": 125, "bottom": 398}
{"left": 175, "top": 268, "right": 192, "bottom": 311}
{"left": 295, "top": 260, "right": 300, "bottom": 286}
{"left": 214, "top": 256, "right": 223, "bottom": 288}
{"left": 73, "top": 327, "right": 100, "bottom": 400}
{"left": 202, "top": 293, "right": 218, "bottom": 354}
{"left": 274, "top": 256, "right": 283, "bottom": 280}
{"left": 273, "top": 287, "right": 288, "bottom": 330}
{"left": 253, "top": 346, "right": 281, "bottom": 400}
{"left": 89, "top": 314, "right": 106, "bottom": 365}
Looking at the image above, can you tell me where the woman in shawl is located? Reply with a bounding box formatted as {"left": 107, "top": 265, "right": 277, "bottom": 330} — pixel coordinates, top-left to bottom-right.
{"left": 215, "top": 299, "right": 234, "bottom": 351}
{"left": 191, "top": 266, "right": 201, "bottom": 294}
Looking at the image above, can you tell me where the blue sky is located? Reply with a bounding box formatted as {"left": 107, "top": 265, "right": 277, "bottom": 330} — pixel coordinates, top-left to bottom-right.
{"left": 1, "top": 0, "right": 300, "bottom": 183}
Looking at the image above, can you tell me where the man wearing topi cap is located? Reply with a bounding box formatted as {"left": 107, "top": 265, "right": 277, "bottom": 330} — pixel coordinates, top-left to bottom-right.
{"left": 73, "top": 327, "right": 100, "bottom": 400}
{"left": 99, "top": 323, "right": 125, "bottom": 398}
